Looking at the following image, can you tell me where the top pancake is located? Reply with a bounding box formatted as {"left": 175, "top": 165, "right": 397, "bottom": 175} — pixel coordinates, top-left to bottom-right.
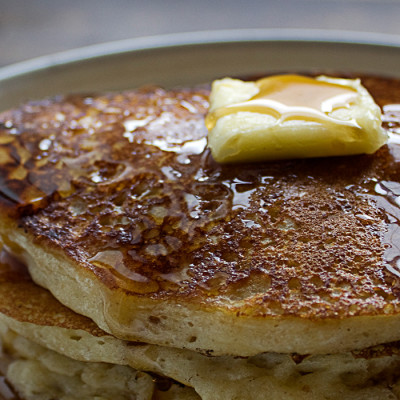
{"left": 1, "top": 77, "right": 400, "bottom": 356}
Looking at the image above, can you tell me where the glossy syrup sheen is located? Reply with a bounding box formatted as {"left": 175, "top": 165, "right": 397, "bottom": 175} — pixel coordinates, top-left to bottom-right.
{"left": 1, "top": 77, "right": 400, "bottom": 319}
{"left": 205, "top": 74, "right": 359, "bottom": 130}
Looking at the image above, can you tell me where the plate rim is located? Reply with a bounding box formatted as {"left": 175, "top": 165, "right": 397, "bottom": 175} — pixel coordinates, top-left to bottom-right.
{"left": 1, "top": 28, "right": 400, "bottom": 82}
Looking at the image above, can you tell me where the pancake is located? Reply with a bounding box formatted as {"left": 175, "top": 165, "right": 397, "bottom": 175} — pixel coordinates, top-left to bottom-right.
{"left": 1, "top": 250, "right": 400, "bottom": 400}
{"left": 1, "top": 76, "right": 400, "bottom": 357}
{"left": 0, "top": 250, "right": 200, "bottom": 400}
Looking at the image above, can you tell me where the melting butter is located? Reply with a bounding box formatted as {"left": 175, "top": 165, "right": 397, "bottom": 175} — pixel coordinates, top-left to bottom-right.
{"left": 206, "top": 75, "right": 387, "bottom": 163}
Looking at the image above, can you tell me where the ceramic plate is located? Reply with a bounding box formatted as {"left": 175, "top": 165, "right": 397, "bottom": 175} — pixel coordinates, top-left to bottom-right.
{"left": 1, "top": 29, "right": 400, "bottom": 111}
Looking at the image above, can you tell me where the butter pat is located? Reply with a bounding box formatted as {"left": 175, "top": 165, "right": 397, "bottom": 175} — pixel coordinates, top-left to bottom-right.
{"left": 205, "top": 75, "right": 387, "bottom": 163}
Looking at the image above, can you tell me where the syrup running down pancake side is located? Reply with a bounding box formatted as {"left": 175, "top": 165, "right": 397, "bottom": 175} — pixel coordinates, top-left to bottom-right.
{"left": 1, "top": 77, "right": 400, "bottom": 356}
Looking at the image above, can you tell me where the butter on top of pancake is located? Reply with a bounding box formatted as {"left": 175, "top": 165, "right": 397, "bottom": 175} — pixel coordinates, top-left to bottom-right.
{"left": 205, "top": 74, "right": 387, "bottom": 163}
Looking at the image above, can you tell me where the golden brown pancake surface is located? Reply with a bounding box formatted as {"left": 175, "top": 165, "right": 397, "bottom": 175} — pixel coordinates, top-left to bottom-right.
{"left": 0, "top": 249, "right": 106, "bottom": 337}
{"left": 1, "top": 79, "right": 400, "bottom": 317}
{"left": 2, "top": 77, "right": 400, "bottom": 355}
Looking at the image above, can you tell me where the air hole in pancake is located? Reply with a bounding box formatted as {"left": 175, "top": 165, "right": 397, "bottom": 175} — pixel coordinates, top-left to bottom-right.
{"left": 309, "top": 275, "right": 324, "bottom": 288}
{"left": 288, "top": 277, "right": 302, "bottom": 290}
{"left": 113, "top": 191, "right": 127, "bottom": 207}
{"left": 221, "top": 251, "right": 237, "bottom": 263}
{"left": 70, "top": 335, "right": 82, "bottom": 341}
{"left": 239, "top": 238, "right": 252, "bottom": 249}
{"left": 69, "top": 198, "right": 87, "bottom": 216}
{"left": 148, "top": 316, "right": 161, "bottom": 324}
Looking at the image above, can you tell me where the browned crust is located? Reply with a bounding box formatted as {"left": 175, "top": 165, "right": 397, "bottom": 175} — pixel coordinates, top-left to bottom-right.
{"left": 0, "top": 249, "right": 107, "bottom": 337}
{"left": 1, "top": 77, "right": 400, "bottom": 321}
{"left": 2, "top": 245, "right": 400, "bottom": 363}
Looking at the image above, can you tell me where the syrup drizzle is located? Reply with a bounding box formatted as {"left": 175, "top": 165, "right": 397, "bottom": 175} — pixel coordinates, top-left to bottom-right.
{"left": 205, "top": 75, "right": 360, "bottom": 130}
{"left": 372, "top": 104, "right": 400, "bottom": 278}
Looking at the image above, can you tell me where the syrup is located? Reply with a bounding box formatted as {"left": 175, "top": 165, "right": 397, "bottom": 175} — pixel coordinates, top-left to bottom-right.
{"left": 205, "top": 74, "right": 359, "bottom": 130}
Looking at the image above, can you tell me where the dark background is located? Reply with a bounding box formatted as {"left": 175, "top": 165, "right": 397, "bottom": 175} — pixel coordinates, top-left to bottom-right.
{"left": 1, "top": 0, "right": 400, "bottom": 68}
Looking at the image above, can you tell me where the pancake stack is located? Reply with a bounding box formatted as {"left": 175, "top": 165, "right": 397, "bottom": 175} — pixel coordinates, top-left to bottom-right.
{"left": 1, "top": 76, "right": 400, "bottom": 399}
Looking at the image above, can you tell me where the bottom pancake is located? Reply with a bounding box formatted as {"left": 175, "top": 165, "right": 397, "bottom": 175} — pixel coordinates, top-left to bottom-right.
{"left": 1, "top": 251, "right": 400, "bottom": 399}
{"left": 0, "top": 329, "right": 197, "bottom": 400}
